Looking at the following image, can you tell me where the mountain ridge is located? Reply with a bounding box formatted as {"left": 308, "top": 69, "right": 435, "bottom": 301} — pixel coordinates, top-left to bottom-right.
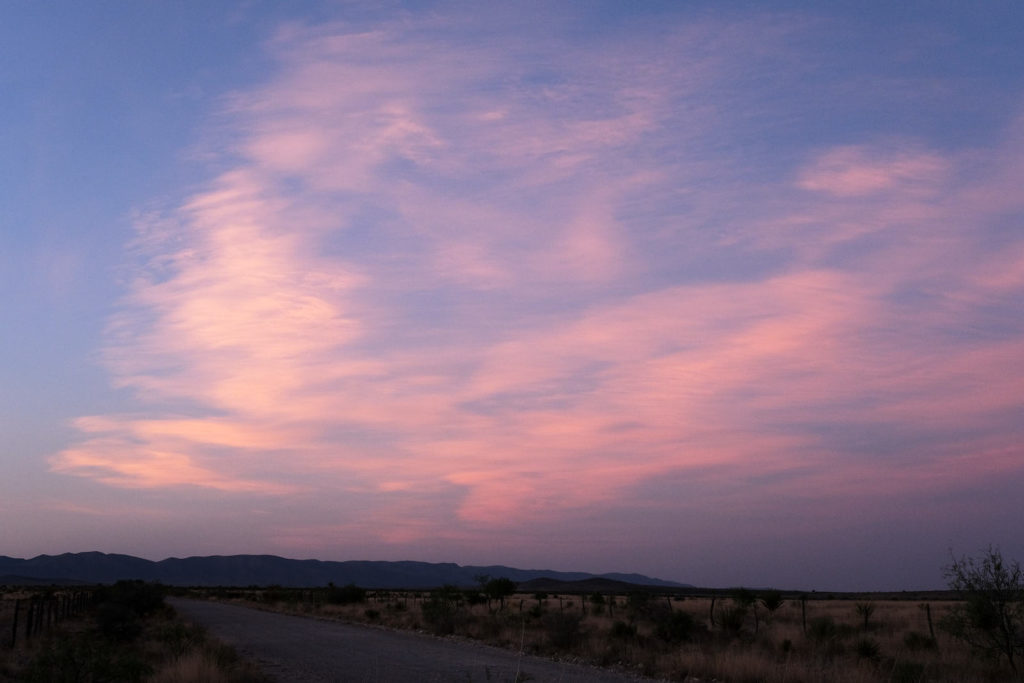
{"left": 0, "top": 552, "right": 689, "bottom": 589}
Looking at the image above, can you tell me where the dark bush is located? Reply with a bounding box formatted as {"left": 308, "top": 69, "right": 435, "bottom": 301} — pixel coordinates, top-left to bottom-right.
{"left": 93, "top": 580, "right": 165, "bottom": 641}
{"left": 627, "top": 591, "right": 651, "bottom": 613}
{"left": 326, "top": 583, "right": 367, "bottom": 605}
{"left": 95, "top": 580, "right": 165, "bottom": 616}
{"left": 154, "top": 620, "right": 206, "bottom": 657}
{"left": 718, "top": 605, "right": 748, "bottom": 635}
{"left": 543, "top": 612, "right": 583, "bottom": 649}
{"left": 855, "top": 637, "right": 881, "bottom": 661}
{"left": 759, "top": 590, "right": 785, "bottom": 616}
{"left": 655, "top": 610, "right": 702, "bottom": 643}
{"left": 610, "top": 620, "right": 637, "bottom": 640}
{"left": 422, "top": 585, "right": 464, "bottom": 635}
{"left": 24, "top": 631, "right": 151, "bottom": 682}
{"left": 807, "top": 615, "right": 850, "bottom": 657}
{"left": 942, "top": 547, "right": 1024, "bottom": 673}
{"left": 808, "top": 615, "right": 838, "bottom": 641}
{"left": 463, "top": 590, "right": 487, "bottom": 606}
{"left": 903, "top": 631, "right": 937, "bottom": 651}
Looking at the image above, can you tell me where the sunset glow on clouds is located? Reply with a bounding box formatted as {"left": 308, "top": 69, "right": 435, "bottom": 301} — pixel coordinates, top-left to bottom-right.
{"left": 3, "top": 3, "right": 1023, "bottom": 589}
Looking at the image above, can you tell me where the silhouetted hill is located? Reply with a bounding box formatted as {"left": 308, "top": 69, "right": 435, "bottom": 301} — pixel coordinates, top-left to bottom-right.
{"left": 519, "top": 577, "right": 648, "bottom": 593}
{"left": 0, "top": 553, "right": 688, "bottom": 589}
{"left": 0, "top": 574, "right": 90, "bottom": 586}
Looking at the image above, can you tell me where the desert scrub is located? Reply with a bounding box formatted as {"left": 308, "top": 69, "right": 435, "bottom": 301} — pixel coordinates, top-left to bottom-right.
{"left": 7, "top": 586, "right": 267, "bottom": 683}
{"left": 191, "top": 587, "right": 1021, "bottom": 682}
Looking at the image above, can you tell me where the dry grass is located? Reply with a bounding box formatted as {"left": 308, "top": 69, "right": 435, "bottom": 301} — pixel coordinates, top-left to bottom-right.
{"left": 197, "top": 588, "right": 1021, "bottom": 682}
{"left": 149, "top": 650, "right": 229, "bottom": 683}
{"left": 0, "top": 587, "right": 268, "bottom": 683}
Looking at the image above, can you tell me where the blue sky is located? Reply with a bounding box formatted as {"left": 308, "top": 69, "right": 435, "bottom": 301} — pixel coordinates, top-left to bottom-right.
{"left": 1, "top": 1, "right": 1023, "bottom": 590}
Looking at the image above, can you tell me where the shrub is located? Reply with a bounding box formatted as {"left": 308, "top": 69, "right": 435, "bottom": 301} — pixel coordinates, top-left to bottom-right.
{"left": 903, "top": 631, "right": 937, "bottom": 651}
{"left": 543, "top": 612, "right": 583, "bottom": 650}
{"left": 154, "top": 621, "right": 206, "bottom": 657}
{"left": 627, "top": 591, "right": 651, "bottom": 613}
{"left": 808, "top": 615, "right": 834, "bottom": 639}
{"left": 421, "top": 585, "right": 464, "bottom": 635}
{"left": 855, "top": 601, "right": 876, "bottom": 630}
{"left": 807, "top": 615, "right": 848, "bottom": 656}
{"left": 94, "top": 580, "right": 166, "bottom": 642}
{"left": 23, "top": 630, "right": 152, "bottom": 682}
{"left": 855, "top": 637, "right": 881, "bottom": 661}
{"left": 654, "top": 610, "right": 701, "bottom": 643}
{"left": 718, "top": 605, "right": 748, "bottom": 636}
{"left": 759, "top": 590, "right": 785, "bottom": 617}
{"left": 610, "top": 620, "right": 637, "bottom": 640}
{"left": 463, "top": 590, "right": 486, "bottom": 606}
{"left": 326, "top": 583, "right": 366, "bottom": 605}
{"left": 942, "top": 546, "right": 1024, "bottom": 673}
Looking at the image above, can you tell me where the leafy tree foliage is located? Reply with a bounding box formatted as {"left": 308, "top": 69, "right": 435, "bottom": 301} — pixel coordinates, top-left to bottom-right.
{"left": 484, "top": 577, "right": 517, "bottom": 610}
{"left": 942, "top": 546, "right": 1024, "bottom": 673}
{"left": 759, "top": 590, "right": 785, "bottom": 616}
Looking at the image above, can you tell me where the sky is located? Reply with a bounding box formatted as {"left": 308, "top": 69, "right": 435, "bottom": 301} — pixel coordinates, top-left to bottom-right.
{"left": 1, "top": 1, "right": 1023, "bottom": 591}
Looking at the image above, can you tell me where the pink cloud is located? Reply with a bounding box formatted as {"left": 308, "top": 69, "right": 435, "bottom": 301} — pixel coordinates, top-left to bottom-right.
{"left": 796, "top": 145, "right": 949, "bottom": 197}
{"left": 50, "top": 16, "right": 1024, "bottom": 555}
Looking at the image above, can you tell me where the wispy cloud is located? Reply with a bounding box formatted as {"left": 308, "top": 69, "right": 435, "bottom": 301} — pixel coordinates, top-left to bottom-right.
{"left": 50, "top": 10, "right": 1024, "bottom": 562}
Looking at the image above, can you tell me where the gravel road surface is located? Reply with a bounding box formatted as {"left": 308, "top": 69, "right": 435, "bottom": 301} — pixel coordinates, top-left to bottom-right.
{"left": 169, "top": 597, "right": 655, "bottom": 682}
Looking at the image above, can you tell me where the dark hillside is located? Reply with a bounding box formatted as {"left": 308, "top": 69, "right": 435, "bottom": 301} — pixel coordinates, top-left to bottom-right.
{"left": 0, "top": 552, "right": 685, "bottom": 589}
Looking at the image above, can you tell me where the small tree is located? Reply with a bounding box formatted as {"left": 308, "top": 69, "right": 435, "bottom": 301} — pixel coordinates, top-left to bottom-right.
{"left": 942, "top": 546, "right": 1024, "bottom": 673}
{"left": 760, "top": 590, "right": 785, "bottom": 622}
{"left": 484, "top": 577, "right": 517, "bottom": 611}
{"left": 733, "top": 588, "right": 757, "bottom": 634}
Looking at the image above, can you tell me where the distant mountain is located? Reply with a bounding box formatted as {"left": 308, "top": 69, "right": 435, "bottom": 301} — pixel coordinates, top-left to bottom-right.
{"left": 0, "top": 552, "right": 689, "bottom": 589}
{"left": 518, "top": 577, "right": 648, "bottom": 593}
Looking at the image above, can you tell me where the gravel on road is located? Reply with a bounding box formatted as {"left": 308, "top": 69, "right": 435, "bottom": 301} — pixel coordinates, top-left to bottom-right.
{"left": 169, "top": 597, "right": 657, "bottom": 682}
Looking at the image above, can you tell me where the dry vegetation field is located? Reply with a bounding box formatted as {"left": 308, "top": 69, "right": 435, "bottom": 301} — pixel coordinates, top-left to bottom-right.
{"left": 0, "top": 584, "right": 268, "bottom": 682}
{"left": 196, "top": 585, "right": 1017, "bottom": 682}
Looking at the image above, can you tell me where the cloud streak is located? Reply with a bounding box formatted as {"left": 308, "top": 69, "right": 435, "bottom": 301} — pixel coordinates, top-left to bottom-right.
{"left": 49, "top": 10, "right": 1024, "bottom": 580}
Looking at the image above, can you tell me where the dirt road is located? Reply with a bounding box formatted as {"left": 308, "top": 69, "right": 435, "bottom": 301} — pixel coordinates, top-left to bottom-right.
{"left": 169, "top": 598, "right": 654, "bottom": 682}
